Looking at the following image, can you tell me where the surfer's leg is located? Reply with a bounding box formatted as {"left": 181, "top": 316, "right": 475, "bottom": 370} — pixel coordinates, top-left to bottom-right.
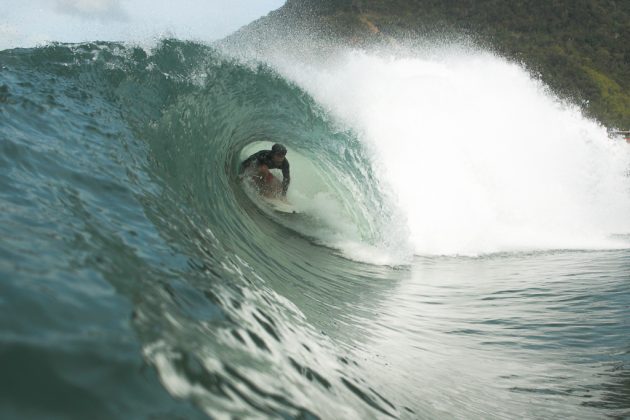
{"left": 259, "top": 176, "right": 281, "bottom": 197}
{"left": 267, "top": 176, "right": 282, "bottom": 197}
{"left": 246, "top": 164, "right": 269, "bottom": 192}
{"left": 245, "top": 165, "right": 282, "bottom": 197}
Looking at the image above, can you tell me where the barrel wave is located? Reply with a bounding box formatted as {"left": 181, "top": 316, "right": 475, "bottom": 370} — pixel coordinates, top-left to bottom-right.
{"left": 0, "top": 40, "right": 405, "bottom": 419}
{"left": 1, "top": 39, "right": 630, "bottom": 419}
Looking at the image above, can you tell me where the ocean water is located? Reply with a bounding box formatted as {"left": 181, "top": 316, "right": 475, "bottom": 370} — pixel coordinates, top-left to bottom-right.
{"left": 1, "top": 39, "right": 629, "bottom": 419}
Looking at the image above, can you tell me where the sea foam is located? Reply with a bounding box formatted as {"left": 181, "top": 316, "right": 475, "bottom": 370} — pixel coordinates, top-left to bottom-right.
{"left": 270, "top": 46, "right": 630, "bottom": 256}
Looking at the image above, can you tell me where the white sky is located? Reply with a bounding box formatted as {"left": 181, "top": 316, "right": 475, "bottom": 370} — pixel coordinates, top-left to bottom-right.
{"left": 0, "top": 0, "right": 285, "bottom": 50}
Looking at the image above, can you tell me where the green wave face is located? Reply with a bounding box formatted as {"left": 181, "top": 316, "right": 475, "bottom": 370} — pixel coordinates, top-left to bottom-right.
{"left": 0, "top": 40, "right": 405, "bottom": 419}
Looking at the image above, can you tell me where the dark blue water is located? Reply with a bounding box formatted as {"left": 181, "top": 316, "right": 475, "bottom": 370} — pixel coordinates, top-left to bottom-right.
{"left": 1, "top": 40, "right": 629, "bottom": 419}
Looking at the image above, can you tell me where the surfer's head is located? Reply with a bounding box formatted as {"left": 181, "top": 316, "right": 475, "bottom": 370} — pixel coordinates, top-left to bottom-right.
{"left": 271, "top": 143, "right": 287, "bottom": 164}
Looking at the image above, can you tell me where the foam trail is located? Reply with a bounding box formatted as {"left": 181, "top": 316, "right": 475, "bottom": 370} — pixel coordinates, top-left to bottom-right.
{"left": 270, "top": 47, "right": 630, "bottom": 255}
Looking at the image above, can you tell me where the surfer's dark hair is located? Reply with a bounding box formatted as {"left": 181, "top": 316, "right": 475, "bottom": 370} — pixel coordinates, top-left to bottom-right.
{"left": 272, "top": 143, "right": 287, "bottom": 155}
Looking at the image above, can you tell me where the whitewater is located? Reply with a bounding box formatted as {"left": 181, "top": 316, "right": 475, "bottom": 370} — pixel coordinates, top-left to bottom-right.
{"left": 1, "top": 33, "right": 629, "bottom": 420}
{"left": 261, "top": 46, "right": 630, "bottom": 257}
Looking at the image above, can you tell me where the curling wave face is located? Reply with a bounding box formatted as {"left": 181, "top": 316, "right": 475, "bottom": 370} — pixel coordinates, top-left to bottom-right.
{"left": 0, "top": 40, "right": 410, "bottom": 419}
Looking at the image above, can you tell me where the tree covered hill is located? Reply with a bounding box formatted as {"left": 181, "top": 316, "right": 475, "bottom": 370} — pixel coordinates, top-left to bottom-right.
{"left": 237, "top": 0, "right": 630, "bottom": 129}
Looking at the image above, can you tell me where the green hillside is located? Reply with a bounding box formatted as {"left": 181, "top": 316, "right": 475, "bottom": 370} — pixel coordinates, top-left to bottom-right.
{"left": 246, "top": 0, "right": 630, "bottom": 128}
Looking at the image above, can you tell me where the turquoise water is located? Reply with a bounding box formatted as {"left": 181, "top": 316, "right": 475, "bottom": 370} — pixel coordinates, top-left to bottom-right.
{"left": 1, "top": 40, "right": 629, "bottom": 419}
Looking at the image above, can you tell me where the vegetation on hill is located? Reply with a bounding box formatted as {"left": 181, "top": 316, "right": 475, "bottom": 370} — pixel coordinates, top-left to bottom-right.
{"left": 248, "top": 0, "right": 630, "bottom": 128}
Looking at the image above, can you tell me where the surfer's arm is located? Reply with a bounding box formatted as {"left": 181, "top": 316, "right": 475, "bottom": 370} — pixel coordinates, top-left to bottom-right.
{"left": 258, "top": 164, "right": 269, "bottom": 175}
{"left": 281, "top": 162, "right": 290, "bottom": 196}
{"left": 257, "top": 164, "right": 275, "bottom": 183}
{"left": 239, "top": 155, "right": 254, "bottom": 174}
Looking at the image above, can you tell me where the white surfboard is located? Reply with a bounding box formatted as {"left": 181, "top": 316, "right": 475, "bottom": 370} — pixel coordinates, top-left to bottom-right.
{"left": 261, "top": 197, "right": 300, "bottom": 214}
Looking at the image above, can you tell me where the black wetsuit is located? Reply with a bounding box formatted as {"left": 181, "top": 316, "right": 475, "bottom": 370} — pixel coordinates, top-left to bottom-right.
{"left": 240, "top": 150, "right": 290, "bottom": 195}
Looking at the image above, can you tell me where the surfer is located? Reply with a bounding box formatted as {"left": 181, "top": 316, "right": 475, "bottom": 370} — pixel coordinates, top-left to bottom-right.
{"left": 239, "top": 143, "right": 290, "bottom": 198}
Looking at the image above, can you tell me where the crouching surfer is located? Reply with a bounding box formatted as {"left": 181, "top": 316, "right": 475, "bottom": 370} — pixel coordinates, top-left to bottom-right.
{"left": 239, "top": 143, "right": 290, "bottom": 199}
